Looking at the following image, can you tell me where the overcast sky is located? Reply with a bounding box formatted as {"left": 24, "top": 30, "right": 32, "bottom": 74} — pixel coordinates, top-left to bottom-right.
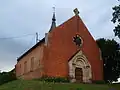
{"left": 0, "top": 0, "right": 119, "bottom": 72}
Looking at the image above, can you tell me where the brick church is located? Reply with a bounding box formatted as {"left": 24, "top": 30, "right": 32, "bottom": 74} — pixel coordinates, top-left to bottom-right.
{"left": 15, "top": 8, "right": 103, "bottom": 83}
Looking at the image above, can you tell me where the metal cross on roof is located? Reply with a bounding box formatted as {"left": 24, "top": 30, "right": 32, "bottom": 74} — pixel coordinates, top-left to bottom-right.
{"left": 73, "top": 8, "right": 79, "bottom": 15}
{"left": 53, "top": 7, "right": 55, "bottom": 14}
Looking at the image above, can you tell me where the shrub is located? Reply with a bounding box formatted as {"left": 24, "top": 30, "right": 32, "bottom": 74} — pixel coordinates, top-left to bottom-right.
{"left": 92, "top": 80, "right": 106, "bottom": 84}
{"left": 36, "top": 76, "right": 70, "bottom": 83}
{"left": 0, "top": 71, "right": 16, "bottom": 85}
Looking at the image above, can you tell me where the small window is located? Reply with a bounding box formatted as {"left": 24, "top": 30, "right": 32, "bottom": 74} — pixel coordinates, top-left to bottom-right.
{"left": 20, "top": 64, "right": 21, "bottom": 68}
{"left": 24, "top": 61, "right": 27, "bottom": 73}
{"left": 99, "top": 48, "right": 102, "bottom": 60}
{"left": 39, "top": 59, "right": 40, "bottom": 66}
{"left": 30, "top": 57, "right": 34, "bottom": 71}
{"left": 19, "top": 64, "right": 21, "bottom": 75}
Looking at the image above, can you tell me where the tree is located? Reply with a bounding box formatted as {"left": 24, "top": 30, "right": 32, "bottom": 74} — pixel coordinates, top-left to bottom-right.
{"left": 96, "top": 38, "right": 120, "bottom": 83}
{"left": 111, "top": 0, "right": 120, "bottom": 38}
{"left": 0, "top": 69, "right": 16, "bottom": 85}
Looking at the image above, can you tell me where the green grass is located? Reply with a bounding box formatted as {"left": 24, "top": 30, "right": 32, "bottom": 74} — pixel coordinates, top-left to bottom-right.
{"left": 0, "top": 80, "right": 120, "bottom": 90}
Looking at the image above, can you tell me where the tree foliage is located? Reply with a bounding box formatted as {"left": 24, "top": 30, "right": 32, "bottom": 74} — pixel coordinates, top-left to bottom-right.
{"left": 0, "top": 69, "right": 16, "bottom": 85}
{"left": 96, "top": 38, "right": 120, "bottom": 83}
{"left": 112, "top": 1, "right": 120, "bottom": 38}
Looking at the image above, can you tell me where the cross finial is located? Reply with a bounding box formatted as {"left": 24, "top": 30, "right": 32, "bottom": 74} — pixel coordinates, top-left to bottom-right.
{"left": 73, "top": 8, "right": 79, "bottom": 15}
{"left": 52, "top": 7, "right": 56, "bottom": 21}
{"left": 49, "top": 7, "right": 56, "bottom": 32}
{"left": 53, "top": 7, "right": 55, "bottom": 14}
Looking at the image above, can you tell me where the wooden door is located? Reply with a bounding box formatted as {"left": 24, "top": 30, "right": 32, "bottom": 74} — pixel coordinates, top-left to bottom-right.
{"left": 75, "top": 67, "right": 83, "bottom": 83}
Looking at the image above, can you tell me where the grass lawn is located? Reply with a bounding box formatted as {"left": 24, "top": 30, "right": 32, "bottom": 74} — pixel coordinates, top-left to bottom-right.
{"left": 0, "top": 80, "right": 120, "bottom": 90}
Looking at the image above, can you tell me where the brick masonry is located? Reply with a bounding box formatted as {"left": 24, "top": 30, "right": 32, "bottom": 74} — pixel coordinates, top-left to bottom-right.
{"left": 15, "top": 15, "right": 103, "bottom": 81}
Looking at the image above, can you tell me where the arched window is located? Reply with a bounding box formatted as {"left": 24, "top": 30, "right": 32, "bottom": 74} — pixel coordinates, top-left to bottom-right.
{"left": 99, "top": 48, "right": 102, "bottom": 60}
{"left": 19, "top": 64, "right": 21, "bottom": 75}
{"left": 30, "top": 57, "right": 34, "bottom": 71}
{"left": 24, "top": 61, "right": 27, "bottom": 73}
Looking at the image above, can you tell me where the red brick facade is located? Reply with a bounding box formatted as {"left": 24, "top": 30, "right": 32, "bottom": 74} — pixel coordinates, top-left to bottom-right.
{"left": 15, "top": 15, "right": 103, "bottom": 81}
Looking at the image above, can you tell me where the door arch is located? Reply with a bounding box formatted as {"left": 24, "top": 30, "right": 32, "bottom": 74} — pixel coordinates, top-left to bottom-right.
{"left": 68, "top": 50, "right": 92, "bottom": 83}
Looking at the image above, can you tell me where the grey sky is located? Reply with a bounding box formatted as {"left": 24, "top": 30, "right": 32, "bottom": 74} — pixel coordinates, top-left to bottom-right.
{"left": 0, "top": 0, "right": 119, "bottom": 72}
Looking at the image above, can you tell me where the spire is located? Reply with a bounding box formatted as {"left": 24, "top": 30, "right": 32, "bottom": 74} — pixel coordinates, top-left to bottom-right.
{"left": 49, "top": 7, "right": 56, "bottom": 32}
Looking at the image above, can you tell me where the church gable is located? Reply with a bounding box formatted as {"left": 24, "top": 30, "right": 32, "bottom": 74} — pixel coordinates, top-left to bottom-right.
{"left": 47, "top": 14, "right": 100, "bottom": 62}
{"left": 44, "top": 10, "right": 103, "bottom": 81}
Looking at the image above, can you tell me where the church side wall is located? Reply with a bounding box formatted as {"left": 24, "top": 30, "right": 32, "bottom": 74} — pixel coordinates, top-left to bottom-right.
{"left": 15, "top": 43, "right": 44, "bottom": 80}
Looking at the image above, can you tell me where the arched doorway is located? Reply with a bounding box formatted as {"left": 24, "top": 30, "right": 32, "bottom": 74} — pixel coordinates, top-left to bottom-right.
{"left": 68, "top": 50, "right": 92, "bottom": 83}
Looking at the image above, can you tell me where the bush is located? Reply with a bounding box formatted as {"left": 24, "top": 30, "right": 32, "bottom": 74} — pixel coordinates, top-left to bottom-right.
{"left": 36, "top": 76, "right": 70, "bottom": 83}
{"left": 92, "top": 80, "right": 106, "bottom": 84}
{"left": 0, "top": 71, "right": 16, "bottom": 85}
